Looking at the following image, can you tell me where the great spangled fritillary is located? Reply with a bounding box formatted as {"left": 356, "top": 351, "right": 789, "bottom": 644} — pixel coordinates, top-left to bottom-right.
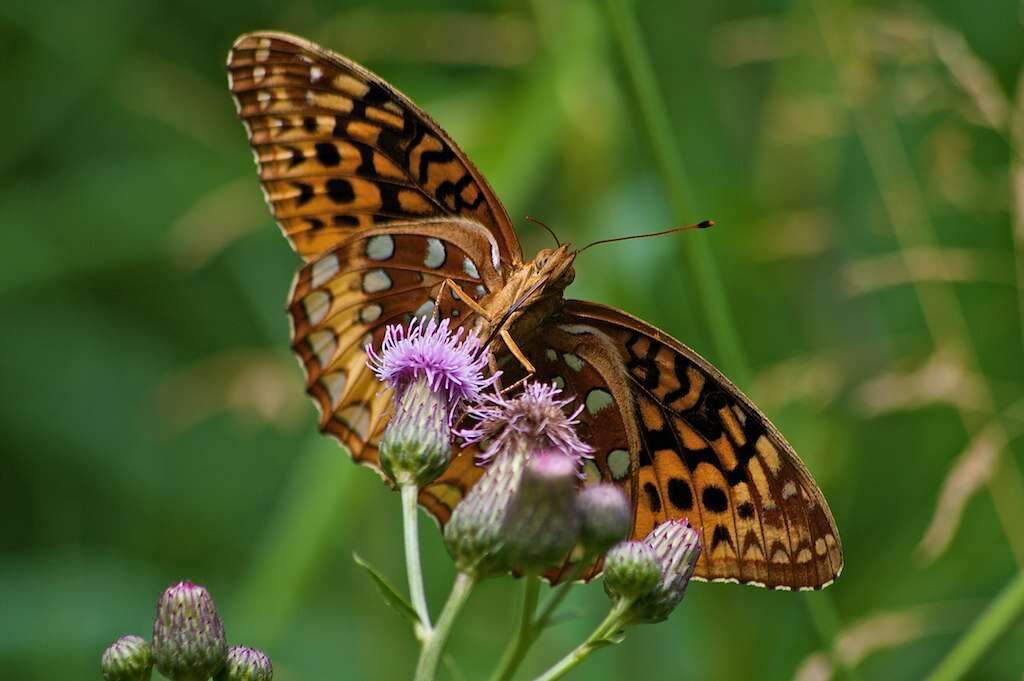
{"left": 227, "top": 31, "right": 843, "bottom": 590}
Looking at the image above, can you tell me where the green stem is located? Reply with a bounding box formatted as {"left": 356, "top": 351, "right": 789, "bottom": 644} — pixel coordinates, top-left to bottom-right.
{"left": 490, "top": 578, "right": 541, "bottom": 681}
{"left": 531, "top": 598, "right": 633, "bottom": 681}
{"left": 605, "top": 2, "right": 859, "bottom": 679}
{"left": 925, "top": 571, "right": 1024, "bottom": 681}
{"left": 534, "top": 559, "right": 591, "bottom": 632}
{"left": 401, "top": 484, "right": 432, "bottom": 636}
{"left": 415, "top": 571, "right": 476, "bottom": 681}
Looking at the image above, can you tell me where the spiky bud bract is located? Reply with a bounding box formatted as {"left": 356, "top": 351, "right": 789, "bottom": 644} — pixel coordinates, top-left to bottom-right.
{"left": 215, "top": 646, "right": 273, "bottom": 681}
{"left": 152, "top": 581, "right": 227, "bottom": 681}
{"left": 629, "top": 520, "right": 702, "bottom": 623}
{"left": 101, "top": 635, "right": 153, "bottom": 681}
{"left": 603, "top": 541, "right": 662, "bottom": 601}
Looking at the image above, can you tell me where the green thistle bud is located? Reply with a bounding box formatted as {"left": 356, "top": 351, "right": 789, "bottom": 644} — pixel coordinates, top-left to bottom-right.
{"left": 630, "top": 520, "right": 702, "bottom": 623}
{"left": 215, "top": 646, "right": 273, "bottom": 681}
{"left": 152, "top": 581, "right": 227, "bottom": 681}
{"left": 501, "top": 451, "right": 581, "bottom": 572}
{"left": 379, "top": 375, "right": 451, "bottom": 486}
{"left": 443, "top": 442, "right": 527, "bottom": 577}
{"left": 577, "top": 484, "right": 631, "bottom": 555}
{"left": 101, "top": 635, "right": 153, "bottom": 681}
{"left": 603, "top": 541, "right": 661, "bottom": 601}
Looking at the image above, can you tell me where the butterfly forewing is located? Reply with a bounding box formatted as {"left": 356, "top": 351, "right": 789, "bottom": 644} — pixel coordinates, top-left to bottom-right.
{"left": 227, "top": 31, "right": 521, "bottom": 264}
{"left": 228, "top": 32, "right": 522, "bottom": 465}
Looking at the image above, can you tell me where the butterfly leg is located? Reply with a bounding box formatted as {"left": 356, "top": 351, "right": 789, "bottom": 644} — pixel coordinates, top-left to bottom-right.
{"left": 436, "top": 278, "right": 536, "bottom": 378}
{"left": 499, "top": 329, "right": 535, "bottom": 374}
{"left": 435, "top": 278, "right": 493, "bottom": 321}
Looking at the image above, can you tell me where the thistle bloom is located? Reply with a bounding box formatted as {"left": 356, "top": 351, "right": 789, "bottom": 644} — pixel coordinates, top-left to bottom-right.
{"left": 215, "top": 646, "right": 273, "bottom": 681}
{"left": 576, "top": 484, "right": 631, "bottom": 555}
{"left": 458, "top": 381, "right": 593, "bottom": 469}
{"left": 628, "top": 519, "right": 702, "bottom": 623}
{"left": 445, "top": 381, "right": 592, "bottom": 576}
{"left": 367, "top": 317, "right": 496, "bottom": 486}
{"left": 101, "top": 635, "right": 153, "bottom": 681}
{"left": 152, "top": 581, "right": 227, "bottom": 681}
{"left": 501, "top": 451, "right": 582, "bottom": 572}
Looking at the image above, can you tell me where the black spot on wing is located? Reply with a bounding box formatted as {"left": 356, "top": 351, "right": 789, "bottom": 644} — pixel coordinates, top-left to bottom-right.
{"left": 644, "top": 482, "right": 662, "bottom": 514}
{"left": 315, "top": 142, "right": 341, "bottom": 167}
{"left": 702, "top": 485, "right": 728, "bottom": 513}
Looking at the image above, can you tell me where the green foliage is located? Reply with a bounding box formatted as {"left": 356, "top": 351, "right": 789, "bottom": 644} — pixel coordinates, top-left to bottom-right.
{"left": 352, "top": 553, "right": 421, "bottom": 628}
{"left": 3, "top": 0, "right": 1023, "bottom": 679}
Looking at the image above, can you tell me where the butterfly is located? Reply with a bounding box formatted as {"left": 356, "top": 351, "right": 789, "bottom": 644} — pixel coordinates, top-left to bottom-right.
{"left": 227, "top": 31, "right": 842, "bottom": 590}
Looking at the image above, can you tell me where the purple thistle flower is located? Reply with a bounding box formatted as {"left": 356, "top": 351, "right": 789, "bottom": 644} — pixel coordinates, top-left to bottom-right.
{"left": 458, "top": 381, "right": 594, "bottom": 470}
{"left": 368, "top": 317, "right": 498, "bottom": 487}
{"left": 367, "top": 317, "right": 496, "bottom": 416}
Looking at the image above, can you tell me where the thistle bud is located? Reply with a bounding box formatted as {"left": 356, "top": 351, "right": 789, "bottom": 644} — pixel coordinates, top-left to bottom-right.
{"left": 446, "top": 380, "right": 594, "bottom": 577}
{"left": 101, "top": 635, "right": 153, "bottom": 681}
{"left": 603, "top": 541, "right": 661, "bottom": 601}
{"left": 577, "top": 484, "right": 631, "bottom": 555}
{"left": 368, "top": 317, "right": 497, "bottom": 487}
{"left": 443, "top": 442, "right": 528, "bottom": 576}
{"left": 501, "top": 451, "right": 581, "bottom": 572}
{"left": 379, "top": 375, "right": 450, "bottom": 486}
{"left": 152, "top": 581, "right": 227, "bottom": 681}
{"left": 630, "top": 520, "right": 702, "bottom": 623}
{"left": 215, "top": 646, "right": 273, "bottom": 681}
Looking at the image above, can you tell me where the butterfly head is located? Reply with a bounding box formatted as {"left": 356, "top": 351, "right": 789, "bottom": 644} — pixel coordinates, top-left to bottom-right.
{"left": 531, "top": 243, "right": 576, "bottom": 294}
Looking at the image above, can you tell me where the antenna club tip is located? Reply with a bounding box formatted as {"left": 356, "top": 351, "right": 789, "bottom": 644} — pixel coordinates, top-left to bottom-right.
{"left": 698, "top": 219, "right": 715, "bottom": 229}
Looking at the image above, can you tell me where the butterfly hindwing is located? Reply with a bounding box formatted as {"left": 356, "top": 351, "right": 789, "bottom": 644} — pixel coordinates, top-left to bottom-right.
{"left": 288, "top": 221, "right": 506, "bottom": 464}
{"left": 552, "top": 301, "right": 843, "bottom": 590}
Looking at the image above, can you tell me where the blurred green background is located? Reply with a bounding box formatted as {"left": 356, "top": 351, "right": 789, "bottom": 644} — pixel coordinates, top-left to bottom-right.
{"left": 4, "top": 0, "right": 1024, "bottom": 679}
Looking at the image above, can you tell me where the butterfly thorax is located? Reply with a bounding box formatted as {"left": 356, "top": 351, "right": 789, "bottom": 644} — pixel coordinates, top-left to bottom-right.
{"left": 479, "top": 244, "right": 576, "bottom": 344}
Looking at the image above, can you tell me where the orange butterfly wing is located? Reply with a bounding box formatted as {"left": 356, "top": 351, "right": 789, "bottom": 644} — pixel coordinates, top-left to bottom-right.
{"left": 548, "top": 301, "right": 843, "bottom": 589}
{"left": 228, "top": 32, "right": 521, "bottom": 467}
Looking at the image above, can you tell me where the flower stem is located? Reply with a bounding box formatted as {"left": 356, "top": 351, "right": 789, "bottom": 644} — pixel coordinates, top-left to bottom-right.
{"left": 415, "top": 571, "right": 476, "bottom": 681}
{"left": 531, "top": 598, "right": 633, "bottom": 681}
{"left": 402, "top": 483, "right": 432, "bottom": 635}
{"left": 490, "top": 578, "right": 541, "bottom": 681}
{"left": 924, "top": 570, "right": 1024, "bottom": 681}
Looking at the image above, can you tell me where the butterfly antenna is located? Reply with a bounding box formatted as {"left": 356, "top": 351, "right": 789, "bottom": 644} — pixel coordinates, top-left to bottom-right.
{"left": 576, "top": 219, "right": 714, "bottom": 255}
{"left": 526, "top": 215, "right": 561, "bottom": 247}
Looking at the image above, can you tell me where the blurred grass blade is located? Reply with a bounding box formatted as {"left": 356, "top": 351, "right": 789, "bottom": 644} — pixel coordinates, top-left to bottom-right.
{"left": 353, "top": 553, "right": 421, "bottom": 627}
{"left": 230, "top": 435, "right": 363, "bottom": 645}
{"left": 925, "top": 571, "right": 1024, "bottom": 681}
{"left": 604, "top": 0, "right": 749, "bottom": 384}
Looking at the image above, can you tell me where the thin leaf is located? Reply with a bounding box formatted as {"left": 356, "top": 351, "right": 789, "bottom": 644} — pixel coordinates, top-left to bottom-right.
{"left": 352, "top": 553, "right": 420, "bottom": 626}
